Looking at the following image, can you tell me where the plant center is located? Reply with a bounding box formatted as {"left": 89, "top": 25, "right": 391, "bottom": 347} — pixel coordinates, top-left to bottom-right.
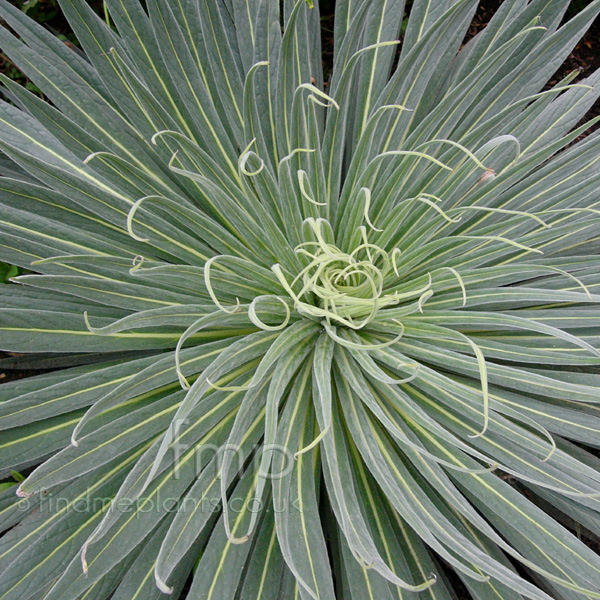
{"left": 272, "top": 219, "right": 412, "bottom": 330}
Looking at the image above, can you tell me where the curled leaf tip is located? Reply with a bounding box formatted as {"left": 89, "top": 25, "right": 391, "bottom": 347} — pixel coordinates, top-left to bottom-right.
{"left": 416, "top": 138, "right": 490, "bottom": 171}
{"left": 15, "top": 485, "right": 30, "bottom": 498}
{"left": 418, "top": 289, "right": 433, "bottom": 313}
{"left": 542, "top": 437, "right": 557, "bottom": 463}
{"left": 469, "top": 426, "right": 488, "bottom": 440}
{"left": 249, "top": 296, "right": 291, "bottom": 331}
{"left": 81, "top": 545, "right": 89, "bottom": 575}
{"left": 294, "top": 424, "right": 331, "bottom": 458}
{"left": 239, "top": 139, "right": 265, "bottom": 177}
{"left": 204, "top": 256, "right": 244, "bottom": 314}
{"left": 441, "top": 267, "right": 467, "bottom": 307}
{"left": 361, "top": 187, "right": 382, "bottom": 231}
{"left": 126, "top": 197, "right": 153, "bottom": 243}
{"left": 154, "top": 573, "right": 174, "bottom": 595}
{"left": 228, "top": 534, "right": 250, "bottom": 545}
{"left": 177, "top": 371, "right": 191, "bottom": 391}
{"left": 130, "top": 255, "right": 145, "bottom": 274}
{"left": 206, "top": 378, "right": 249, "bottom": 392}
{"left": 83, "top": 311, "right": 94, "bottom": 333}
{"left": 150, "top": 131, "right": 165, "bottom": 145}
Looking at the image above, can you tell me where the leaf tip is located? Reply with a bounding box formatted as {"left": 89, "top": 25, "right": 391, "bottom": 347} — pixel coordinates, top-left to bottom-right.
{"left": 154, "top": 572, "right": 174, "bottom": 595}
{"left": 15, "top": 485, "right": 29, "bottom": 498}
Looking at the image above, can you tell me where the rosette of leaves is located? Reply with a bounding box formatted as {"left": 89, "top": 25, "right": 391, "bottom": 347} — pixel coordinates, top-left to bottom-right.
{"left": 2, "top": 0, "right": 600, "bottom": 598}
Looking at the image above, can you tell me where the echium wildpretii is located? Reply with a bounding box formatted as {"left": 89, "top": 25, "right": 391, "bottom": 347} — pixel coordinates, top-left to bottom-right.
{"left": 60, "top": 81, "right": 600, "bottom": 597}
{"left": 3, "top": 2, "right": 600, "bottom": 600}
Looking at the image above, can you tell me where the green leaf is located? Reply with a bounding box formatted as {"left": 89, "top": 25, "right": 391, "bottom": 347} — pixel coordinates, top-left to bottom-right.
{"left": 272, "top": 363, "right": 336, "bottom": 600}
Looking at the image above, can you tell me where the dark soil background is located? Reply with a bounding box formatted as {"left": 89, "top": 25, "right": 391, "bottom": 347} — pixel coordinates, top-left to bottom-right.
{"left": 0, "top": 3, "right": 599, "bottom": 597}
